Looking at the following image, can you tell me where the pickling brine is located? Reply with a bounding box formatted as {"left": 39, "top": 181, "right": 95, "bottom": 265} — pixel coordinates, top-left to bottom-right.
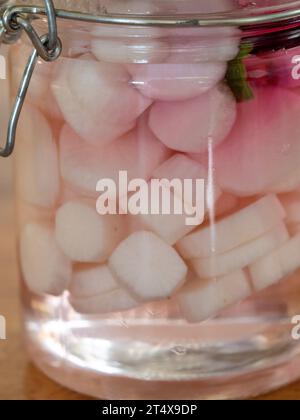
{"left": 5, "top": 0, "right": 300, "bottom": 400}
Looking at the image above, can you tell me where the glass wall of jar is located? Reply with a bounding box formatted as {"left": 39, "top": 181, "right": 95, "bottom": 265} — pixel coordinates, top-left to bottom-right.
{"left": 4, "top": 0, "right": 300, "bottom": 399}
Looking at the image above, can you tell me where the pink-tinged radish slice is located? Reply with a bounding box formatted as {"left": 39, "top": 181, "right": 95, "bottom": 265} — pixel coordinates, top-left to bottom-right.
{"left": 61, "top": 32, "right": 91, "bottom": 58}
{"left": 70, "top": 288, "right": 139, "bottom": 315}
{"left": 91, "top": 26, "right": 164, "bottom": 41}
{"left": 128, "top": 61, "right": 227, "bottom": 101}
{"left": 153, "top": 154, "right": 207, "bottom": 182}
{"left": 15, "top": 106, "right": 60, "bottom": 208}
{"left": 177, "top": 269, "right": 252, "bottom": 323}
{"left": 129, "top": 154, "right": 217, "bottom": 244}
{"left": 149, "top": 84, "right": 237, "bottom": 153}
{"left": 177, "top": 195, "right": 285, "bottom": 259}
{"left": 16, "top": 201, "right": 53, "bottom": 230}
{"left": 10, "top": 45, "right": 63, "bottom": 121}
{"left": 58, "top": 185, "right": 84, "bottom": 205}
{"left": 20, "top": 223, "right": 72, "bottom": 296}
{"left": 249, "top": 233, "right": 300, "bottom": 291}
{"left": 129, "top": 187, "right": 200, "bottom": 245}
{"left": 92, "top": 39, "right": 170, "bottom": 64}
{"left": 279, "top": 193, "right": 300, "bottom": 225}
{"left": 51, "top": 58, "right": 151, "bottom": 146}
{"left": 270, "top": 167, "right": 300, "bottom": 193}
{"left": 152, "top": 154, "right": 222, "bottom": 210}
{"left": 213, "top": 86, "right": 300, "bottom": 196}
{"left": 69, "top": 264, "right": 119, "bottom": 298}
{"left": 60, "top": 124, "right": 170, "bottom": 197}
{"left": 191, "top": 223, "right": 289, "bottom": 278}
{"left": 109, "top": 231, "right": 188, "bottom": 302}
{"left": 55, "top": 200, "right": 126, "bottom": 263}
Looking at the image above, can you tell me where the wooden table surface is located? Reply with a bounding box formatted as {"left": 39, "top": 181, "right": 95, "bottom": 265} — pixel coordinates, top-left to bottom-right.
{"left": 0, "top": 172, "right": 300, "bottom": 400}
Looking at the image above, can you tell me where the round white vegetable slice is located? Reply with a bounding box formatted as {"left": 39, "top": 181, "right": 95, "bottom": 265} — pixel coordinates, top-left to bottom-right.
{"left": 213, "top": 86, "right": 300, "bottom": 196}
{"left": 61, "top": 31, "right": 91, "bottom": 58}
{"left": 191, "top": 222, "right": 289, "bottom": 278}
{"left": 152, "top": 153, "right": 222, "bottom": 210}
{"left": 69, "top": 264, "right": 119, "bottom": 298}
{"left": 70, "top": 288, "right": 139, "bottom": 315}
{"left": 55, "top": 200, "right": 126, "bottom": 263}
{"left": 92, "top": 38, "right": 170, "bottom": 64}
{"left": 129, "top": 186, "right": 200, "bottom": 245}
{"left": 269, "top": 166, "right": 300, "bottom": 193}
{"left": 109, "top": 231, "right": 188, "bottom": 302}
{"left": 10, "top": 44, "right": 63, "bottom": 121}
{"left": 177, "top": 269, "right": 252, "bottom": 323}
{"left": 149, "top": 84, "right": 237, "bottom": 153}
{"left": 58, "top": 185, "right": 84, "bottom": 205}
{"left": 153, "top": 153, "right": 207, "bottom": 182}
{"left": 15, "top": 106, "right": 60, "bottom": 208}
{"left": 279, "top": 192, "right": 300, "bottom": 225}
{"left": 177, "top": 195, "right": 286, "bottom": 259}
{"left": 16, "top": 201, "right": 53, "bottom": 230}
{"left": 51, "top": 57, "right": 151, "bottom": 145}
{"left": 128, "top": 61, "right": 227, "bottom": 101}
{"left": 59, "top": 123, "right": 170, "bottom": 197}
{"left": 127, "top": 154, "right": 219, "bottom": 244}
{"left": 20, "top": 223, "right": 72, "bottom": 296}
{"left": 249, "top": 233, "right": 300, "bottom": 291}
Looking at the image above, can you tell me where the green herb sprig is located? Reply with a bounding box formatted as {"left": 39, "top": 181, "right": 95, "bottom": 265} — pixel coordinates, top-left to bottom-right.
{"left": 226, "top": 42, "right": 254, "bottom": 102}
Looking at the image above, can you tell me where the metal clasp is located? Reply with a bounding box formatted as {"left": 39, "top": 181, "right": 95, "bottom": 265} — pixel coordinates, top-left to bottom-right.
{"left": 0, "top": 0, "right": 61, "bottom": 158}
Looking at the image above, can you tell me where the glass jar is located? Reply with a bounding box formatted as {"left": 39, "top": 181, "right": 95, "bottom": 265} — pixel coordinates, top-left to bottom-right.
{"left": 2, "top": 0, "right": 300, "bottom": 399}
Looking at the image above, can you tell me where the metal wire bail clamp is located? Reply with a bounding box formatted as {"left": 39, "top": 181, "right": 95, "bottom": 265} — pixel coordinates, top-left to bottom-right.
{"left": 0, "top": 0, "right": 61, "bottom": 158}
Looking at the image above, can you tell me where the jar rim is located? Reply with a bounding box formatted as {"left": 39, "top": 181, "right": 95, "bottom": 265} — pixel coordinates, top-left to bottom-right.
{"left": 6, "top": 1, "right": 300, "bottom": 30}
{"left": 12, "top": 1, "right": 300, "bottom": 18}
